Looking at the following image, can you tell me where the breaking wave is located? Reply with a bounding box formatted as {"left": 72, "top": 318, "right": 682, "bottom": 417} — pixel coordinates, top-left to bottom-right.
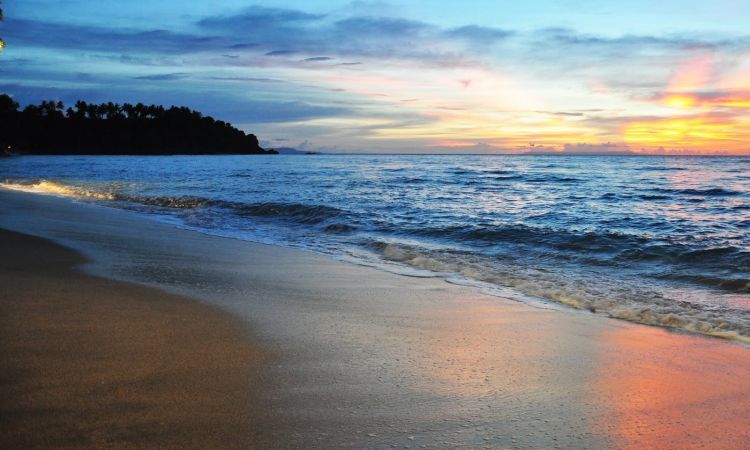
{"left": 372, "top": 241, "right": 750, "bottom": 343}
{"left": 0, "top": 179, "right": 348, "bottom": 228}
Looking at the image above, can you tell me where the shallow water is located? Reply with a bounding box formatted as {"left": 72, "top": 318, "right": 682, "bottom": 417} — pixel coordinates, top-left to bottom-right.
{"left": 2, "top": 154, "right": 749, "bottom": 341}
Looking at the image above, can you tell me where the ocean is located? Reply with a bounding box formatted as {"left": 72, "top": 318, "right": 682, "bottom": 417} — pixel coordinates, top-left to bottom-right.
{"left": 2, "top": 154, "right": 748, "bottom": 342}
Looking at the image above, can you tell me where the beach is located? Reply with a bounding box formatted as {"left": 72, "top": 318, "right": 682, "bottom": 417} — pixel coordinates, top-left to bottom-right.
{"left": 0, "top": 229, "right": 278, "bottom": 448}
{"left": 1, "top": 188, "right": 749, "bottom": 449}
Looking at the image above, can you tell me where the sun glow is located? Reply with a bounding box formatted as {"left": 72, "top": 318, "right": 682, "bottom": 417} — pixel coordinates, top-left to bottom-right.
{"left": 616, "top": 53, "right": 750, "bottom": 153}
{"left": 623, "top": 115, "right": 750, "bottom": 152}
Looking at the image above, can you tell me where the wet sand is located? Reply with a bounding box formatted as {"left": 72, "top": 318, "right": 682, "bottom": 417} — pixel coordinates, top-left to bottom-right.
{"left": 1, "top": 189, "right": 749, "bottom": 448}
{"left": 0, "top": 229, "right": 274, "bottom": 449}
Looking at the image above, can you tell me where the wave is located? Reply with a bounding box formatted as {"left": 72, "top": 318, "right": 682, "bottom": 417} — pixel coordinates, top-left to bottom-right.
{"left": 372, "top": 241, "right": 750, "bottom": 343}
{"left": 118, "top": 194, "right": 213, "bottom": 209}
{"left": 492, "top": 175, "right": 524, "bottom": 181}
{"left": 635, "top": 166, "right": 687, "bottom": 171}
{"left": 1, "top": 179, "right": 118, "bottom": 200}
{"left": 399, "top": 221, "right": 750, "bottom": 280}
{"left": 651, "top": 187, "right": 743, "bottom": 197}
{"left": 406, "top": 222, "right": 649, "bottom": 255}
{"left": 390, "top": 176, "right": 427, "bottom": 184}
{"left": 620, "top": 245, "right": 750, "bottom": 270}
{"left": 5, "top": 176, "right": 749, "bottom": 343}
{"left": 230, "top": 202, "right": 344, "bottom": 224}
{"left": 660, "top": 273, "right": 750, "bottom": 293}
{"left": 637, "top": 194, "right": 671, "bottom": 200}
{"left": 1, "top": 179, "right": 348, "bottom": 227}
{"left": 525, "top": 175, "right": 580, "bottom": 183}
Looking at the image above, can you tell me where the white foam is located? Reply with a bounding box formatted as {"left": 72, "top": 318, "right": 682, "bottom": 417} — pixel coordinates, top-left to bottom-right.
{"left": 0, "top": 180, "right": 116, "bottom": 200}
{"left": 376, "top": 242, "right": 750, "bottom": 344}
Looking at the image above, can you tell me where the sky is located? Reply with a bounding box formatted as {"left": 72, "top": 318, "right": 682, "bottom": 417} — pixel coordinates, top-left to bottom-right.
{"left": 2, "top": 0, "right": 750, "bottom": 154}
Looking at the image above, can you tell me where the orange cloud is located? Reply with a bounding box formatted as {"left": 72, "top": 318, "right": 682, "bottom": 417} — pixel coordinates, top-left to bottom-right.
{"left": 620, "top": 53, "right": 750, "bottom": 153}
{"left": 667, "top": 54, "right": 714, "bottom": 93}
{"left": 623, "top": 114, "right": 750, "bottom": 153}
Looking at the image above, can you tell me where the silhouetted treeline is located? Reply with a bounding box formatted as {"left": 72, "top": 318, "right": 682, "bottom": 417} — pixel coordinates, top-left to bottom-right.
{"left": 0, "top": 94, "right": 277, "bottom": 155}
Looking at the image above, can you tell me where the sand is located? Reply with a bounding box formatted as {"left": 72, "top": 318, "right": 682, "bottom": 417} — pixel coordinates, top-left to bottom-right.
{"left": 1, "top": 188, "right": 749, "bottom": 448}
{"left": 0, "top": 229, "right": 275, "bottom": 449}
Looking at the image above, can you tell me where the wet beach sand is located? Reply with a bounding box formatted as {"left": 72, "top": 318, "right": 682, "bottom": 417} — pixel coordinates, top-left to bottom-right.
{"left": 1, "top": 189, "right": 749, "bottom": 448}
{"left": 0, "top": 230, "right": 275, "bottom": 448}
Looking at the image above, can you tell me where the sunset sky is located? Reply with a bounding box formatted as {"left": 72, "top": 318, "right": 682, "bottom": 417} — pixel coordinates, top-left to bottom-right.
{"left": 2, "top": 0, "right": 750, "bottom": 154}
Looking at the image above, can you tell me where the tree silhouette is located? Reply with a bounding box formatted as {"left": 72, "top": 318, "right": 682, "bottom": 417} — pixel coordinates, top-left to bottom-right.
{"left": 0, "top": 95, "right": 277, "bottom": 155}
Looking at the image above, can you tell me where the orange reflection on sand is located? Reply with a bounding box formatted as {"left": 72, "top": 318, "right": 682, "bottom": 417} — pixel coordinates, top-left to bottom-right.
{"left": 419, "top": 300, "right": 549, "bottom": 398}
{"left": 595, "top": 326, "right": 750, "bottom": 449}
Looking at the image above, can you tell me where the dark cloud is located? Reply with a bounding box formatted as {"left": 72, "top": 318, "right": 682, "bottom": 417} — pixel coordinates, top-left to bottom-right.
{"left": 198, "top": 7, "right": 325, "bottom": 30}
{"left": 536, "top": 27, "right": 750, "bottom": 51}
{"left": 3, "top": 18, "right": 227, "bottom": 53}
{"left": 8, "top": 6, "right": 746, "bottom": 69}
{"left": 209, "top": 76, "right": 287, "bottom": 83}
{"left": 332, "top": 16, "right": 431, "bottom": 37}
{"left": 227, "top": 43, "right": 258, "bottom": 49}
{"left": 265, "top": 50, "right": 297, "bottom": 56}
{"left": 134, "top": 73, "right": 190, "bottom": 81}
{"left": 304, "top": 56, "right": 333, "bottom": 62}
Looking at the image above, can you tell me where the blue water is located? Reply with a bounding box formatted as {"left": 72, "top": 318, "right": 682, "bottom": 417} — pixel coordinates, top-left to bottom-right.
{"left": 2, "top": 154, "right": 749, "bottom": 341}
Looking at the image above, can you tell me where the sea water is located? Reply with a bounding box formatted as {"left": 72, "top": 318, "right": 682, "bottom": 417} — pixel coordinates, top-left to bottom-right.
{"left": 2, "top": 154, "right": 748, "bottom": 342}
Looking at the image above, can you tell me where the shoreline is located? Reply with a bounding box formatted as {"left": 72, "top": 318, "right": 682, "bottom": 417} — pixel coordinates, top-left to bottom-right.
{"left": 1, "top": 179, "right": 747, "bottom": 345}
{"left": 1, "top": 188, "right": 749, "bottom": 448}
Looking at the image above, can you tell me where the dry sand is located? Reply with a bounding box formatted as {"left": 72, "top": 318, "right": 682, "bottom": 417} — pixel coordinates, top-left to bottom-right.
{"left": 1, "top": 189, "right": 749, "bottom": 449}
{"left": 0, "top": 229, "right": 275, "bottom": 449}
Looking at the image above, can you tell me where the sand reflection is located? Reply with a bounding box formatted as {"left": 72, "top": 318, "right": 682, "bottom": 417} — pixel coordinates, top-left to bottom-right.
{"left": 595, "top": 326, "right": 750, "bottom": 449}
{"left": 418, "top": 300, "right": 550, "bottom": 398}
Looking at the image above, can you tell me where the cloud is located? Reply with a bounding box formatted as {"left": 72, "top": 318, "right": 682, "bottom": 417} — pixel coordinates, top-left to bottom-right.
{"left": 134, "top": 72, "right": 189, "bottom": 81}
{"left": 209, "top": 76, "right": 287, "bottom": 83}
{"left": 332, "top": 16, "right": 431, "bottom": 37}
{"left": 197, "top": 7, "right": 325, "bottom": 30}
{"left": 265, "top": 50, "right": 297, "bottom": 56}
{"left": 1, "top": 8, "right": 508, "bottom": 66}
{"left": 536, "top": 27, "right": 750, "bottom": 50}
{"left": 444, "top": 25, "right": 514, "bottom": 42}
{"left": 8, "top": 7, "right": 747, "bottom": 72}
{"left": 3, "top": 18, "right": 227, "bottom": 53}
{"left": 303, "top": 56, "right": 333, "bottom": 62}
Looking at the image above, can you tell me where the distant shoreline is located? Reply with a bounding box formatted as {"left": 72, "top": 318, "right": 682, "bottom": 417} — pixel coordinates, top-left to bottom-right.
{"left": 0, "top": 96, "right": 278, "bottom": 156}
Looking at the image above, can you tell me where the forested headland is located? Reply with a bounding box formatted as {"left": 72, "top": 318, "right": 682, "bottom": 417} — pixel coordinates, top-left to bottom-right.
{"left": 0, "top": 94, "right": 277, "bottom": 155}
